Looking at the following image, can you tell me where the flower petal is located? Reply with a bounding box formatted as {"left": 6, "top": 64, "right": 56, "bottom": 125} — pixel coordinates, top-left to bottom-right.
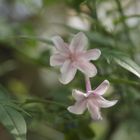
{"left": 67, "top": 100, "right": 87, "bottom": 115}
{"left": 97, "top": 96, "right": 118, "bottom": 108}
{"left": 69, "top": 32, "right": 88, "bottom": 52}
{"left": 87, "top": 101, "right": 102, "bottom": 120}
{"left": 59, "top": 60, "right": 77, "bottom": 84}
{"left": 50, "top": 54, "right": 65, "bottom": 66}
{"left": 93, "top": 80, "right": 110, "bottom": 95}
{"left": 52, "top": 36, "right": 69, "bottom": 53}
{"left": 72, "top": 89, "right": 86, "bottom": 101}
{"left": 83, "top": 49, "right": 101, "bottom": 61}
{"left": 76, "top": 60, "right": 97, "bottom": 77}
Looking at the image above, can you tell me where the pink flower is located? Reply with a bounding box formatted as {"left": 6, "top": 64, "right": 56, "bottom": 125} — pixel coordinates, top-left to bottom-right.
{"left": 67, "top": 80, "right": 118, "bottom": 120}
{"left": 50, "top": 32, "right": 101, "bottom": 84}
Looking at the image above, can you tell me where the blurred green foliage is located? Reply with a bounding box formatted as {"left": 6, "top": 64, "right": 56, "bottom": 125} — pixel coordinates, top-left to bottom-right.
{"left": 0, "top": 0, "right": 140, "bottom": 140}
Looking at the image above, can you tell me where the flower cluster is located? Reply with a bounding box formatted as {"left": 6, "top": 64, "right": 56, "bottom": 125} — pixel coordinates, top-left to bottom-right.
{"left": 50, "top": 32, "right": 118, "bottom": 120}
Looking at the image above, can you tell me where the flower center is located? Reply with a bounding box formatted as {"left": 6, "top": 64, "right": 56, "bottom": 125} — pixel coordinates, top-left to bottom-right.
{"left": 69, "top": 52, "right": 78, "bottom": 62}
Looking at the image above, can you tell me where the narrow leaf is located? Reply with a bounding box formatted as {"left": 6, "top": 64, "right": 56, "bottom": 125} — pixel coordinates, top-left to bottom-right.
{"left": 0, "top": 105, "right": 27, "bottom": 140}
{"left": 0, "top": 84, "right": 10, "bottom": 99}
{"left": 102, "top": 48, "right": 140, "bottom": 78}
{"left": 114, "top": 56, "right": 140, "bottom": 78}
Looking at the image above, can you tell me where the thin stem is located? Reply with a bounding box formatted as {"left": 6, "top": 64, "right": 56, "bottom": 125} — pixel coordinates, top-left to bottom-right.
{"left": 85, "top": 76, "right": 92, "bottom": 92}
{"left": 20, "top": 98, "right": 67, "bottom": 108}
{"left": 115, "top": 0, "right": 135, "bottom": 49}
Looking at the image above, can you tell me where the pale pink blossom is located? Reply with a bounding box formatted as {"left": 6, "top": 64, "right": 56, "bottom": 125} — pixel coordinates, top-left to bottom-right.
{"left": 50, "top": 32, "right": 101, "bottom": 84}
{"left": 67, "top": 80, "right": 118, "bottom": 120}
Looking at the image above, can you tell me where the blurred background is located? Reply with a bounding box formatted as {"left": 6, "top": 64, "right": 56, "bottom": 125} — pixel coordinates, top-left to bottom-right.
{"left": 0, "top": 0, "right": 140, "bottom": 140}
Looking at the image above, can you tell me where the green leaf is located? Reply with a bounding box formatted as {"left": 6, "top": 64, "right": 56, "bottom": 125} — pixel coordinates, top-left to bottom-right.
{"left": 0, "top": 105, "right": 27, "bottom": 140}
{"left": 114, "top": 56, "right": 140, "bottom": 78}
{"left": 102, "top": 48, "right": 140, "bottom": 78}
{"left": 0, "top": 84, "right": 10, "bottom": 100}
{"left": 0, "top": 85, "right": 27, "bottom": 140}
